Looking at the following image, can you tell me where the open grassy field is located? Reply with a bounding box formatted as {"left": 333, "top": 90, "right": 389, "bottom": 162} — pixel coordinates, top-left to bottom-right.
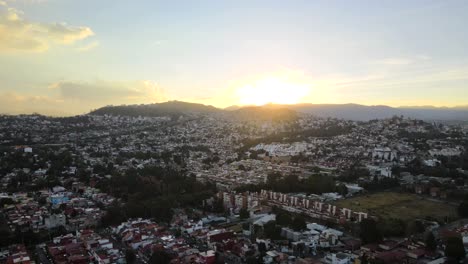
{"left": 333, "top": 192, "right": 457, "bottom": 221}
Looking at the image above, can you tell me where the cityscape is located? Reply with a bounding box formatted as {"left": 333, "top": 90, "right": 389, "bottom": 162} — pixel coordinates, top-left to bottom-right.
{"left": 0, "top": 105, "right": 467, "bottom": 264}
{"left": 1, "top": 1, "right": 468, "bottom": 264}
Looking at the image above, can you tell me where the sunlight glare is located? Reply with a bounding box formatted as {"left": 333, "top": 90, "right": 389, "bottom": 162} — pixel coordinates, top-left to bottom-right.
{"left": 236, "top": 77, "right": 310, "bottom": 106}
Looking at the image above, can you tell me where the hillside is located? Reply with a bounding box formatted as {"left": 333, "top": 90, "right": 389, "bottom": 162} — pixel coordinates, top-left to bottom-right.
{"left": 90, "top": 101, "right": 468, "bottom": 121}
{"left": 89, "top": 101, "right": 220, "bottom": 117}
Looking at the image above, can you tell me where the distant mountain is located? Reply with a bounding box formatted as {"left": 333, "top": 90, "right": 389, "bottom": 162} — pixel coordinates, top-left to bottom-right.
{"left": 90, "top": 101, "right": 468, "bottom": 121}
{"left": 90, "top": 101, "right": 220, "bottom": 117}
{"left": 277, "top": 103, "right": 468, "bottom": 121}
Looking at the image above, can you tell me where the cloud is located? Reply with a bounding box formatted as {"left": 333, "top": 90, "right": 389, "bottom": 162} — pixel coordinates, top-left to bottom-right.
{"left": 45, "top": 22, "right": 94, "bottom": 44}
{"left": 0, "top": 91, "right": 68, "bottom": 115}
{"left": 0, "top": 5, "right": 94, "bottom": 52}
{"left": 76, "top": 41, "right": 99, "bottom": 52}
{"left": 0, "top": 80, "right": 167, "bottom": 116}
{"left": 49, "top": 80, "right": 167, "bottom": 104}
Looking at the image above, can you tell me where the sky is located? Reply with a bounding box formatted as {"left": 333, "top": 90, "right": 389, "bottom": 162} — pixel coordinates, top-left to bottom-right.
{"left": 1, "top": 0, "right": 468, "bottom": 116}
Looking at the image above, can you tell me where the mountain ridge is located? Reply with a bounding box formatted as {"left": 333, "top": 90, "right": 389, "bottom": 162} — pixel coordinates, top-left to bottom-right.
{"left": 89, "top": 101, "right": 468, "bottom": 121}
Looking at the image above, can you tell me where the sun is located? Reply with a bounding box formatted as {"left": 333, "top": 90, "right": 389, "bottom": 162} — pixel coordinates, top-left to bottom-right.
{"left": 236, "top": 77, "right": 310, "bottom": 106}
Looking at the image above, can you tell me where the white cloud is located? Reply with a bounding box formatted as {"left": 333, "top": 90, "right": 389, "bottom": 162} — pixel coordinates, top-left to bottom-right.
{"left": 0, "top": 5, "right": 94, "bottom": 52}
{"left": 0, "top": 80, "right": 167, "bottom": 116}
{"left": 0, "top": 91, "right": 68, "bottom": 115}
{"left": 49, "top": 80, "right": 167, "bottom": 104}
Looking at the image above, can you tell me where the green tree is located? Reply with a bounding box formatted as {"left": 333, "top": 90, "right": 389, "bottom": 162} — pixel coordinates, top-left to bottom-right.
{"left": 336, "top": 184, "right": 348, "bottom": 196}
{"left": 276, "top": 211, "right": 292, "bottom": 227}
{"left": 149, "top": 250, "right": 172, "bottom": 264}
{"left": 445, "top": 236, "right": 466, "bottom": 263}
{"left": 379, "top": 218, "right": 405, "bottom": 237}
{"left": 425, "top": 232, "right": 437, "bottom": 251}
{"left": 291, "top": 215, "right": 307, "bottom": 231}
{"left": 263, "top": 221, "right": 282, "bottom": 240}
{"left": 125, "top": 249, "right": 136, "bottom": 264}
{"left": 239, "top": 208, "right": 250, "bottom": 219}
{"left": 406, "top": 220, "right": 425, "bottom": 235}
{"left": 457, "top": 201, "right": 468, "bottom": 218}
{"left": 360, "top": 219, "right": 382, "bottom": 244}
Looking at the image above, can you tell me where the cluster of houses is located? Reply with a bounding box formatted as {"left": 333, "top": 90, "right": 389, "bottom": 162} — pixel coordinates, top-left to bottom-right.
{"left": 0, "top": 244, "right": 34, "bottom": 264}
{"left": 46, "top": 229, "right": 126, "bottom": 264}
{"left": 112, "top": 218, "right": 222, "bottom": 263}
{"left": 0, "top": 184, "right": 111, "bottom": 235}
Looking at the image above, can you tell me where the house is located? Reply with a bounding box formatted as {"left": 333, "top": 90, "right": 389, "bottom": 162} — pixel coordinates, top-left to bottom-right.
{"left": 323, "top": 253, "right": 352, "bottom": 264}
{"left": 45, "top": 214, "right": 66, "bottom": 229}
{"left": 263, "top": 251, "right": 280, "bottom": 264}
{"left": 199, "top": 250, "right": 216, "bottom": 264}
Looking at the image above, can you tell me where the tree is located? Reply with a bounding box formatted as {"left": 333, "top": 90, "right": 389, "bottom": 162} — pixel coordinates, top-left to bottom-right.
{"left": 445, "top": 236, "right": 466, "bottom": 263}
{"left": 257, "top": 242, "right": 267, "bottom": 253}
{"left": 0, "top": 198, "right": 14, "bottom": 207}
{"left": 246, "top": 253, "right": 258, "bottom": 264}
{"left": 239, "top": 208, "right": 249, "bottom": 220}
{"left": 291, "top": 215, "right": 307, "bottom": 231}
{"left": 125, "top": 249, "right": 136, "bottom": 264}
{"left": 406, "top": 220, "right": 425, "bottom": 236}
{"left": 379, "top": 218, "right": 405, "bottom": 237}
{"left": 360, "top": 219, "right": 382, "bottom": 244}
{"left": 249, "top": 152, "right": 258, "bottom": 159}
{"left": 276, "top": 211, "right": 292, "bottom": 227}
{"left": 38, "top": 196, "right": 47, "bottom": 206}
{"left": 336, "top": 184, "right": 348, "bottom": 196}
{"left": 212, "top": 198, "right": 224, "bottom": 213}
{"left": 425, "top": 232, "right": 437, "bottom": 251}
{"left": 457, "top": 201, "right": 468, "bottom": 218}
{"left": 263, "top": 221, "right": 281, "bottom": 240}
{"left": 100, "top": 204, "right": 126, "bottom": 227}
{"left": 149, "top": 250, "right": 172, "bottom": 264}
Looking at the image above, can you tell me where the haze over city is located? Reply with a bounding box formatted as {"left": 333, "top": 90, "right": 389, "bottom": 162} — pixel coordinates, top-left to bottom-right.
{"left": 1, "top": 0, "right": 468, "bottom": 115}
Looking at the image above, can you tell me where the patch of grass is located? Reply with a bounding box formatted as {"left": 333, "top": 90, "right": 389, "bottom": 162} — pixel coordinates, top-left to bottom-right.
{"left": 334, "top": 192, "right": 457, "bottom": 221}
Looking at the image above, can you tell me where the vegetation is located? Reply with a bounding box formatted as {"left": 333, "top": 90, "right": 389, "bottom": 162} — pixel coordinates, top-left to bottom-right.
{"left": 273, "top": 207, "right": 307, "bottom": 231}
{"left": 239, "top": 208, "right": 250, "bottom": 219}
{"left": 262, "top": 221, "right": 282, "bottom": 240}
{"left": 457, "top": 200, "right": 468, "bottom": 218}
{"left": 425, "top": 232, "right": 437, "bottom": 251}
{"left": 90, "top": 101, "right": 220, "bottom": 117}
{"left": 360, "top": 177, "right": 399, "bottom": 192}
{"left": 149, "top": 250, "right": 172, "bottom": 264}
{"left": 99, "top": 166, "right": 217, "bottom": 225}
{"left": 359, "top": 218, "right": 382, "bottom": 244}
{"left": 445, "top": 236, "right": 466, "bottom": 263}
{"left": 334, "top": 192, "right": 457, "bottom": 222}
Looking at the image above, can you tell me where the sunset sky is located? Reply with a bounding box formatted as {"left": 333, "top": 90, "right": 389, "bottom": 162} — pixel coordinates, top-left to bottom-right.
{"left": 1, "top": 0, "right": 468, "bottom": 115}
